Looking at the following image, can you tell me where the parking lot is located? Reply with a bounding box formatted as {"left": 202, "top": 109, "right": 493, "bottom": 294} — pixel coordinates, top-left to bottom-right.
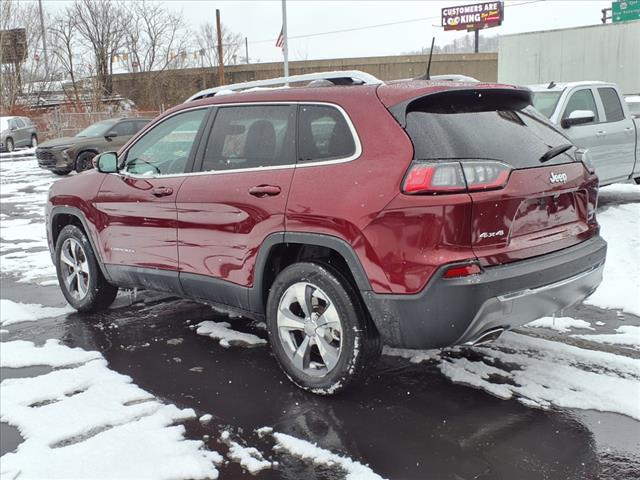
{"left": 1, "top": 152, "right": 638, "bottom": 479}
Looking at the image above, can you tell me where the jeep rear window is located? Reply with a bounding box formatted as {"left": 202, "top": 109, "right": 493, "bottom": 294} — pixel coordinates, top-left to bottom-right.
{"left": 405, "top": 105, "right": 575, "bottom": 168}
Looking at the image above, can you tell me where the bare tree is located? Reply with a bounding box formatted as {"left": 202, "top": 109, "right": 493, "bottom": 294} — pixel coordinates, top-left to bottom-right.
{"left": 196, "top": 21, "right": 243, "bottom": 68}
{"left": 122, "top": 1, "right": 191, "bottom": 73}
{"left": 73, "top": 0, "right": 126, "bottom": 97}
{"left": 1, "top": 0, "right": 56, "bottom": 112}
{"left": 50, "top": 9, "right": 82, "bottom": 109}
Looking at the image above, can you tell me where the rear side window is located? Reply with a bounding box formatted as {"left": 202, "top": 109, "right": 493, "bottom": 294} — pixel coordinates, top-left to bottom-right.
{"left": 298, "top": 105, "right": 356, "bottom": 162}
{"left": 598, "top": 88, "right": 624, "bottom": 122}
{"left": 562, "top": 89, "right": 599, "bottom": 123}
{"left": 406, "top": 106, "right": 574, "bottom": 168}
{"left": 201, "top": 105, "right": 294, "bottom": 172}
{"left": 135, "top": 120, "right": 149, "bottom": 132}
{"left": 111, "top": 121, "right": 136, "bottom": 136}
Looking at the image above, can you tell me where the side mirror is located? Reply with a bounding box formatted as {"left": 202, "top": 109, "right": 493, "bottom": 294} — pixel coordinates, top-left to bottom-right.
{"left": 95, "top": 152, "right": 118, "bottom": 173}
{"left": 105, "top": 131, "right": 119, "bottom": 140}
{"left": 561, "top": 110, "right": 595, "bottom": 129}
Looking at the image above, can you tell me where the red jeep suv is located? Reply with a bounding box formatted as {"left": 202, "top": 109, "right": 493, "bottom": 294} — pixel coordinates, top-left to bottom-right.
{"left": 46, "top": 72, "right": 606, "bottom": 394}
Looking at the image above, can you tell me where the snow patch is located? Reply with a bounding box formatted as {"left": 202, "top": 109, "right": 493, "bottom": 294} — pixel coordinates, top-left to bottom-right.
{"left": 0, "top": 299, "right": 73, "bottom": 326}
{"left": 0, "top": 339, "right": 222, "bottom": 479}
{"left": 273, "top": 432, "right": 386, "bottom": 480}
{"left": 196, "top": 321, "right": 267, "bottom": 348}
{"left": 524, "top": 316, "right": 594, "bottom": 333}
{"left": 227, "top": 441, "right": 272, "bottom": 474}
{"left": 573, "top": 325, "right": 640, "bottom": 350}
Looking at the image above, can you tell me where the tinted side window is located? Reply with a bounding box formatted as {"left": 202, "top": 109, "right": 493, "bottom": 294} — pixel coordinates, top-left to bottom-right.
{"left": 14, "top": 118, "right": 25, "bottom": 128}
{"left": 135, "top": 120, "right": 150, "bottom": 132}
{"left": 111, "top": 121, "right": 136, "bottom": 136}
{"left": 598, "top": 88, "right": 624, "bottom": 122}
{"left": 298, "top": 105, "right": 356, "bottom": 162}
{"left": 124, "top": 109, "right": 207, "bottom": 176}
{"left": 562, "top": 89, "right": 599, "bottom": 123}
{"left": 201, "top": 105, "right": 294, "bottom": 172}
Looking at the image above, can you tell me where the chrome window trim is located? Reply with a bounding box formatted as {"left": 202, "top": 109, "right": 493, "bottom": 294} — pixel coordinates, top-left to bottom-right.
{"left": 119, "top": 101, "right": 361, "bottom": 179}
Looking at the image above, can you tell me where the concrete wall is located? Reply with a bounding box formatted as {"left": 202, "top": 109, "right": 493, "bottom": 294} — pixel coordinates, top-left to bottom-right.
{"left": 112, "top": 53, "right": 498, "bottom": 108}
{"left": 498, "top": 21, "right": 640, "bottom": 94}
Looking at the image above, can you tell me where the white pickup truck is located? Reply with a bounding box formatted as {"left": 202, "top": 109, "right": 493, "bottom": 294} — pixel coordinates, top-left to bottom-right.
{"left": 528, "top": 81, "right": 640, "bottom": 186}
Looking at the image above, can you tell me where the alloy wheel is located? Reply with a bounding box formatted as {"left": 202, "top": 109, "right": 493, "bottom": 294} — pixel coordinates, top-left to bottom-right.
{"left": 59, "top": 238, "right": 90, "bottom": 300}
{"left": 277, "top": 282, "right": 343, "bottom": 377}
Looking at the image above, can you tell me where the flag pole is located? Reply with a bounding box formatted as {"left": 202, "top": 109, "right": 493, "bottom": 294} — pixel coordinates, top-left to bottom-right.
{"left": 281, "top": 0, "right": 289, "bottom": 78}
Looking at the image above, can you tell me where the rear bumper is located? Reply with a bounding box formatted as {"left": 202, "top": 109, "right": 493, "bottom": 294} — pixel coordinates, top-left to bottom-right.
{"left": 362, "top": 235, "right": 607, "bottom": 349}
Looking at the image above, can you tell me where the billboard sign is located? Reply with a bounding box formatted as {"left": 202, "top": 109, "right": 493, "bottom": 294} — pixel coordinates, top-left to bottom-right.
{"left": 612, "top": 0, "right": 640, "bottom": 22}
{"left": 442, "top": 2, "right": 504, "bottom": 31}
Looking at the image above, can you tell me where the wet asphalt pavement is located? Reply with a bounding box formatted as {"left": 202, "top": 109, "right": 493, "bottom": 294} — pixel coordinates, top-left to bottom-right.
{"left": 1, "top": 157, "right": 639, "bottom": 479}
{"left": 2, "top": 276, "right": 639, "bottom": 480}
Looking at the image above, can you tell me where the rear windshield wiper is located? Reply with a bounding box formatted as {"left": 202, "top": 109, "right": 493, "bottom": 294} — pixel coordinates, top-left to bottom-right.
{"left": 539, "top": 144, "right": 573, "bottom": 163}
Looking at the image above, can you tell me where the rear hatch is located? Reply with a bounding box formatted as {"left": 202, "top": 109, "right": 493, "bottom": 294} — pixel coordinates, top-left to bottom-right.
{"left": 400, "top": 88, "right": 599, "bottom": 266}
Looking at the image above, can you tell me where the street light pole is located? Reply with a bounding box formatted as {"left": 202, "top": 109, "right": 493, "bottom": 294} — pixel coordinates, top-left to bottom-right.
{"left": 37, "top": 0, "right": 49, "bottom": 75}
{"left": 216, "top": 9, "right": 225, "bottom": 85}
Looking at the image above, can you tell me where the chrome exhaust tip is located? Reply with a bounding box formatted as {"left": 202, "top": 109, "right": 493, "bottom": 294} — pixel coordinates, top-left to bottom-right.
{"left": 467, "top": 327, "right": 505, "bottom": 346}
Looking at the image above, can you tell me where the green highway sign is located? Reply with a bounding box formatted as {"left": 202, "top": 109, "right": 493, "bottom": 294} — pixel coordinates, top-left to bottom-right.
{"left": 612, "top": 0, "right": 640, "bottom": 22}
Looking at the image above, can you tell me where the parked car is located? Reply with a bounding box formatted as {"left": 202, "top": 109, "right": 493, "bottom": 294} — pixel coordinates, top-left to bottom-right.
{"left": 36, "top": 117, "right": 151, "bottom": 175}
{"left": 46, "top": 71, "right": 607, "bottom": 395}
{"left": 529, "top": 81, "right": 640, "bottom": 186}
{"left": 0, "top": 116, "right": 38, "bottom": 152}
{"left": 625, "top": 95, "right": 640, "bottom": 119}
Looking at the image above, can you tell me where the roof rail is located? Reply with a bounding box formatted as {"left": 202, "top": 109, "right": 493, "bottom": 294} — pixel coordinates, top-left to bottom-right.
{"left": 186, "top": 70, "right": 383, "bottom": 102}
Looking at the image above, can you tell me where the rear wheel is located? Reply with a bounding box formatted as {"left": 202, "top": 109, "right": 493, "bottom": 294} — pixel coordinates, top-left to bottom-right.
{"left": 266, "top": 262, "right": 381, "bottom": 395}
{"left": 55, "top": 225, "right": 118, "bottom": 311}
{"left": 5, "top": 137, "right": 14, "bottom": 152}
{"left": 635, "top": 177, "right": 640, "bottom": 185}
{"left": 75, "top": 151, "right": 96, "bottom": 172}
{"left": 52, "top": 169, "right": 70, "bottom": 176}
{"left": 30, "top": 134, "right": 38, "bottom": 148}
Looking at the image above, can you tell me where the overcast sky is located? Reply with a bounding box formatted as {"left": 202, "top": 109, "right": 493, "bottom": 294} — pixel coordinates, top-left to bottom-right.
{"left": 42, "top": 0, "right": 612, "bottom": 62}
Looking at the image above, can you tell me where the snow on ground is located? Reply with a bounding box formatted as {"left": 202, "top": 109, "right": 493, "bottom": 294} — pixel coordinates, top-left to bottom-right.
{"left": 0, "top": 147, "right": 36, "bottom": 160}
{"left": 226, "top": 440, "right": 272, "bottom": 474}
{"left": 0, "top": 339, "right": 222, "bottom": 479}
{"left": 0, "top": 158, "right": 60, "bottom": 285}
{"left": 586, "top": 184, "right": 640, "bottom": 316}
{"left": 524, "top": 316, "right": 594, "bottom": 333}
{"left": 273, "top": 432, "right": 386, "bottom": 480}
{"left": 573, "top": 325, "right": 640, "bottom": 350}
{"left": 386, "top": 331, "right": 640, "bottom": 421}
{"left": 0, "top": 299, "right": 72, "bottom": 326}
{"left": 196, "top": 321, "right": 267, "bottom": 348}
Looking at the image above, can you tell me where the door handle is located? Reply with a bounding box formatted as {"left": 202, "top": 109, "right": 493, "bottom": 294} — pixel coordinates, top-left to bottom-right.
{"left": 624, "top": 127, "right": 633, "bottom": 132}
{"left": 248, "top": 185, "right": 281, "bottom": 197}
{"left": 151, "top": 186, "right": 174, "bottom": 197}
{"left": 596, "top": 130, "right": 606, "bottom": 136}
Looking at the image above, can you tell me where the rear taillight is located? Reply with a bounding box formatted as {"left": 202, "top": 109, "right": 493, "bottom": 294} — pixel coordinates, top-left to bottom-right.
{"left": 443, "top": 262, "right": 482, "bottom": 279}
{"left": 402, "top": 161, "right": 512, "bottom": 195}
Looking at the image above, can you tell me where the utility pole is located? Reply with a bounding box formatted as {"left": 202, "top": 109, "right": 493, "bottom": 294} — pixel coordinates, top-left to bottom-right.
{"left": 215, "top": 9, "right": 225, "bottom": 85}
{"left": 281, "top": 0, "right": 289, "bottom": 78}
{"left": 245, "top": 37, "right": 249, "bottom": 64}
{"left": 474, "top": 29, "right": 479, "bottom": 53}
{"left": 37, "top": 0, "right": 49, "bottom": 75}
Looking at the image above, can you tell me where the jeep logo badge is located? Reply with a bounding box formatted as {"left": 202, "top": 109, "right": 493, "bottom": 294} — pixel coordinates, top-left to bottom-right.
{"left": 549, "top": 172, "right": 568, "bottom": 184}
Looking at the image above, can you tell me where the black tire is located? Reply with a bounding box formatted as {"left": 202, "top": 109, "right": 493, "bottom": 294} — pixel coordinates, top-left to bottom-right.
{"left": 30, "top": 134, "right": 38, "bottom": 148}
{"left": 635, "top": 177, "right": 640, "bottom": 185}
{"left": 75, "top": 151, "right": 96, "bottom": 172}
{"left": 266, "top": 262, "right": 381, "bottom": 395}
{"left": 52, "top": 169, "right": 71, "bottom": 176}
{"left": 55, "top": 225, "right": 118, "bottom": 312}
{"left": 5, "top": 137, "right": 14, "bottom": 152}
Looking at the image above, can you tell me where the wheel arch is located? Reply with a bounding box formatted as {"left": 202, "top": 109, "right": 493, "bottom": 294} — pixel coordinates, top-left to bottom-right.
{"left": 250, "top": 232, "right": 373, "bottom": 314}
{"left": 49, "top": 206, "right": 112, "bottom": 282}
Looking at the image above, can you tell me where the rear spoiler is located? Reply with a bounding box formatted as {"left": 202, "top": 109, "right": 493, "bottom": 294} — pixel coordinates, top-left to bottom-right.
{"left": 387, "top": 87, "right": 533, "bottom": 127}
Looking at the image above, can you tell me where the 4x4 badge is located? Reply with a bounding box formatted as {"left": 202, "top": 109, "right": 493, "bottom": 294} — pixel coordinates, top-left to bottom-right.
{"left": 549, "top": 172, "right": 568, "bottom": 184}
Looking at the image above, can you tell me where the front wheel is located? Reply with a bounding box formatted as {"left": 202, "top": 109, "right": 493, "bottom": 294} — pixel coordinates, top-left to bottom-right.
{"left": 55, "top": 225, "right": 118, "bottom": 311}
{"left": 5, "top": 137, "right": 14, "bottom": 152}
{"left": 635, "top": 177, "right": 640, "bottom": 185}
{"left": 266, "top": 262, "right": 381, "bottom": 395}
{"left": 30, "top": 134, "right": 38, "bottom": 148}
{"left": 75, "top": 151, "right": 96, "bottom": 172}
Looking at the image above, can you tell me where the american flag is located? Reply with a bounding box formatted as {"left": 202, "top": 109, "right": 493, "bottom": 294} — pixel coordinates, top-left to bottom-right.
{"left": 275, "top": 27, "right": 284, "bottom": 49}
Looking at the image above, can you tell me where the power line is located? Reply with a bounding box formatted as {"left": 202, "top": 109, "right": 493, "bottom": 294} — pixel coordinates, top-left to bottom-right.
{"left": 248, "top": 0, "right": 545, "bottom": 45}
